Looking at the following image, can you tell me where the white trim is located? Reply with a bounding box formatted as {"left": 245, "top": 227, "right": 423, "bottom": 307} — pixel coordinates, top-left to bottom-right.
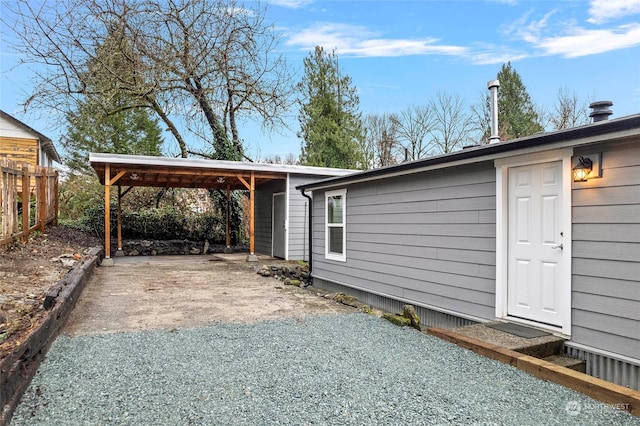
{"left": 285, "top": 174, "right": 290, "bottom": 260}
{"left": 301, "top": 125, "right": 640, "bottom": 192}
{"left": 312, "top": 274, "right": 490, "bottom": 324}
{"left": 89, "top": 152, "right": 357, "bottom": 176}
{"left": 325, "top": 188, "right": 347, "bottom": 262}
{"left": 271, "top": 192, "right": 286, "bottom": 259}
{"left": 495, "top": 148, "right": 573, "bottom": 336}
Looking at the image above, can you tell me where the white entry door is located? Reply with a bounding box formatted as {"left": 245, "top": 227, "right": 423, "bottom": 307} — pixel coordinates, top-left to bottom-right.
{"left": 507, "top": 161, "right": 565, "bottom": 327}
{"left": 272, "top": 193, "right": 286, "bottom": 259}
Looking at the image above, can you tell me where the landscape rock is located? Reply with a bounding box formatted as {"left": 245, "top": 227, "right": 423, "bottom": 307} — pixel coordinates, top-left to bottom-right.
{"left": 258, "top": 263, "right": 310, "bottom": 285}
{"left": 403, "top": 304, "right": 421, "bottom": 330}
{"left": 383, "top": 313, "right": 412, "bottom": 327}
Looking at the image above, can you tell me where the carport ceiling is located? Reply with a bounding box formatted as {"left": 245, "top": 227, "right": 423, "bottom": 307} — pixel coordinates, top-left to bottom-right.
{"left": 90, "top": 153, "right": 287, "bottom": 189}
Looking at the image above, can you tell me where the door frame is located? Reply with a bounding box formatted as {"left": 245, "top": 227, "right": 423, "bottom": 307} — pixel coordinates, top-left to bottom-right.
{"left": 271, "top": 191, "right": 287, "bottom": 259}
{"left": 495, "top": 148, "right": 573, "bottom": 336}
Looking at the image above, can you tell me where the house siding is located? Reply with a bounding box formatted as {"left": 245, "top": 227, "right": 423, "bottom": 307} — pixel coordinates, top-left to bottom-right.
{"left": 571, "top": 141, "right": 640, "bottom": 361}
{"left": 0, "top": 136, "right": 39, "bottom": 168}
{"left": 311, "top": 162, "right": 497, "bottom": 321}
{"left": 288, "top": 174, "right": 317, "bottom": 261}
{"left": 255, "top": 180, "right": 285, "bottom": 256}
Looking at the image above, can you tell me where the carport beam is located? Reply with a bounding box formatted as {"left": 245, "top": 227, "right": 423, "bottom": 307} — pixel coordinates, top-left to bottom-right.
{"left": 103, "top": 164, "right": 113, "bottom": 266}
{"left": 115, "top": 186, "right": 124, "bottom": 257}
{"left": 247, "top": 171, "right": 257, "bottom": 262}
{"left": 224, "top": 184, "right": 232, "bottom": 253}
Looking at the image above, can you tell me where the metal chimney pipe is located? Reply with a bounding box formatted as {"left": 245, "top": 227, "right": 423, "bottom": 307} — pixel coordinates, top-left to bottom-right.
{"left": 487, "top": 80, "right": 500, "bottom": 143}
{"left": 589, "top": 100, "right": 613, "bottom": 122}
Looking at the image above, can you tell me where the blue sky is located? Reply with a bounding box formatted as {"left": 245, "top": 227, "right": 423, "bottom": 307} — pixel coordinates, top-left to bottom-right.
{"left": 2, "top": 0, "right": 640, "bottom": 161}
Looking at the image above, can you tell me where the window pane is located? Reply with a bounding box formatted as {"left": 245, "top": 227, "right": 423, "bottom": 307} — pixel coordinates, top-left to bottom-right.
{"left": 328, "top": 227, "right": 343, "bottom": 254}
{"left": 328, "top": 195, "right": 343, "bottom": 224}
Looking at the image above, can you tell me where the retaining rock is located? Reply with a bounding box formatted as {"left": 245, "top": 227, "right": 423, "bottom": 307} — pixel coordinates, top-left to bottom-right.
{"left": 256, "top": 264, "right": 310, "bottom": 285}
{"left": 115, "top": 239, "right": 246, "bottom": 257}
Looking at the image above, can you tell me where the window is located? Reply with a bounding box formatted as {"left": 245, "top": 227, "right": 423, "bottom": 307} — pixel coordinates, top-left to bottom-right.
{"left": 325, "top": 189, "right": 346, "bottom": 262}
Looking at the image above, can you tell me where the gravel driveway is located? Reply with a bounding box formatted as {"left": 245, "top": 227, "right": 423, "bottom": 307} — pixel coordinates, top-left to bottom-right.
{"left": 12, "top": 313, "right": 639, "bottom": 425}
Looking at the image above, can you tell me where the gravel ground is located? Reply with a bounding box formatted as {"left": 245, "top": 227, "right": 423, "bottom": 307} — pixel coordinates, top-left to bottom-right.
{"left": 12, "top": 313, "right": 639, "bottom": 425}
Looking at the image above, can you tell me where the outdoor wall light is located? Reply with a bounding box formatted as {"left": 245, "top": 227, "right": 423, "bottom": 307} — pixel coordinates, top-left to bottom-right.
{"left": 573, "top": 156, "right": 593, "bottom": 182}
{"left": 217, "top": 176, "right": 226, "bottom": 183}
{"left": 129, "top": 173, "right": 140, "bottom": 181}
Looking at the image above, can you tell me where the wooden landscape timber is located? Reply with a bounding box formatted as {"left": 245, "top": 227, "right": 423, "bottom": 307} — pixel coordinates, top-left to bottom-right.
{"left": 427, "top": 327, "right": 640, "bottom": 418}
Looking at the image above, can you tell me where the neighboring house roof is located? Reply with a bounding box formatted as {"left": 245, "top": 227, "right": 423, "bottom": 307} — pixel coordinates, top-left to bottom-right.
{"left": 298, "top": 113, "right": 640, "bottom": 191}
{"left": 0, "top": 109, "right": 62, "bottom": 163}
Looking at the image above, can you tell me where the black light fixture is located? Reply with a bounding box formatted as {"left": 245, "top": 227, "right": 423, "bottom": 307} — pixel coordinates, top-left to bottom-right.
{"left": 573, "top": 156, "right": 593, "bottom": 182}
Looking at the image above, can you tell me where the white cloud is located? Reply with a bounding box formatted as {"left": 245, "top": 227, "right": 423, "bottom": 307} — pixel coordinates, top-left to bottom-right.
{"left": 588, "top": 0, "right": 640, "bottom": 24}
{"left": 506, "top": 8, "right": 640, "bottom": 58}
{"left": 268, "top": 0, "right": 313, "bottom": 9}
{"left": 535, "top": 23, "right": 640, "bottom": 57}
{"left": 466, "top": 44, "right": 530, "bottom": 65}
{"left": 284, "top": 22, "right": 467, "bottom": 58}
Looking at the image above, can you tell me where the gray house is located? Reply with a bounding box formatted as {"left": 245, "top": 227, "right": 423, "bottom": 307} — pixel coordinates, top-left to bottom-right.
{"left": 298, "top": 111, "right": 640, "bottom": 390}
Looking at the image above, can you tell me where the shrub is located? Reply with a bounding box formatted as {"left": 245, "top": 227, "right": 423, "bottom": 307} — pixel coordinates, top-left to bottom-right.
{"left": 77, "top": 204, "right": 227, "bottom": 243}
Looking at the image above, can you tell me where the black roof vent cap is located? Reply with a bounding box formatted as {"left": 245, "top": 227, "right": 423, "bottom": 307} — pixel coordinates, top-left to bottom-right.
{"left": 589, "top": 100, "right": 613, "bottom": 122}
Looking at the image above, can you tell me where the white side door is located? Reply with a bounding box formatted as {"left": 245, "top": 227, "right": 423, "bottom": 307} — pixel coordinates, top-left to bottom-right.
{"left": 507, "top": 161, "right": 565, "bottom": 327}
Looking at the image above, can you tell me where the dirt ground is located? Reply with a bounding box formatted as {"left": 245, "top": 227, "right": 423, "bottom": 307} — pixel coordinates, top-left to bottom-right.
{"left": 63, "top": 254, "right": 355, "bottom": 336}
{"left": 0, "top": 226, "right": 101, "bottom": 358}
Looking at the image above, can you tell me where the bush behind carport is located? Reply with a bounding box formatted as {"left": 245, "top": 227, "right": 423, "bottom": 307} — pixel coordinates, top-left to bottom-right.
{"left": 77, "top": 204, "right": 227, "bottom": 243}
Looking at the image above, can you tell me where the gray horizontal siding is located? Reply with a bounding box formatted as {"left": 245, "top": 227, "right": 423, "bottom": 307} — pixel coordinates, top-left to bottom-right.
{"left": 288, "top": 174, "right": 321, "bottom": 261}
{"left": 312, "top": 162, "right": 496, "bottom": 321}
{"left": 571, "top": 143, "right": 640, "bottom": 361}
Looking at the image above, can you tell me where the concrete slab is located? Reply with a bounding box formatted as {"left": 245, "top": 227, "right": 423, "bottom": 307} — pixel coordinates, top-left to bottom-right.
{"left": 62, "top": 253, "right": 354, "bottom": 337}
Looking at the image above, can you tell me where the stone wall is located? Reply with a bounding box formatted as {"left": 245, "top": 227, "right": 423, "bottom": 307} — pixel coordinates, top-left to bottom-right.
{"left": 115, "top": 240, "right": 246, "bottom": 257}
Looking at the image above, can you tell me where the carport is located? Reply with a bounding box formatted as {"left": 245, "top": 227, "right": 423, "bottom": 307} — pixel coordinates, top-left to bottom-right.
{"left": 89, "top": 153, "right": 354, "bottom": 264}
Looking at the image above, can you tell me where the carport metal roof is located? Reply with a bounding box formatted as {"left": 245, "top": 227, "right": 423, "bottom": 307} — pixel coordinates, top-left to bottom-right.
{"left": 90, "top": 153, "right": 353, "bottom": 190}
{"left": 89, "top": 153, "right": 355, "bottom": 263}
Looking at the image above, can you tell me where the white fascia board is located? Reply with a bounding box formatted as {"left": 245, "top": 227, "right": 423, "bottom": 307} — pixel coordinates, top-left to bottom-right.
{"left": 300, "top": 126, "right": 640, "bottom": 192}
{"left": 89, "top": 153, "right": 358, "bottom": 177}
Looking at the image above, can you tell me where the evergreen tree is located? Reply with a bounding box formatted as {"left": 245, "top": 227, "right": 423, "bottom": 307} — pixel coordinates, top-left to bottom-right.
{"left": 297, "top": 46, "right": 365, "bottom": 169}
{"left": 496, "top": 62, "right": 543, "bottom": 140}
{"left": 62, "top": 24, "right": 164, "bottom": 173}
{"left": 63, "top": 98, "right": 164, "bottom": 173}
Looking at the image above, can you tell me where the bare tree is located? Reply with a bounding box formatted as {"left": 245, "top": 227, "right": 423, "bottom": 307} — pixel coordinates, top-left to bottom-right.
{"left": 393, "top": 104, "right": 435, "bottom": 161}
{"left": 548, "top": 87, "right": 590, "bottom": 130}
{"left": 363, "top": 113, "right": 400, "bottom": 169}
{"left": 262, "top": 153, "right": 299, "bottom": 165}
{"left": 429, "top": 92, "right": 473, "bottom": 154}
{"left": 469, "top": 91, "right": 491, "bottom": 144}
{"left": 5, "top": 0, "right": 293, "bottom": 160}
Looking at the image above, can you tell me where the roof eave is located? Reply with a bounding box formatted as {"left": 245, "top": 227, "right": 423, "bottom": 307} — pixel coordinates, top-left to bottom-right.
{"left": 89, "top": 153, "right": 358, "bottom": 177}
{"left": 297, "top": 114, "right": 640, "bottom": 192}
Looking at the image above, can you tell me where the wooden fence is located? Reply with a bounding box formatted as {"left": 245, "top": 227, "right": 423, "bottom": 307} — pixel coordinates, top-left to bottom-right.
{"left": 0, "top": 159, "right": 59, "bottom": 247}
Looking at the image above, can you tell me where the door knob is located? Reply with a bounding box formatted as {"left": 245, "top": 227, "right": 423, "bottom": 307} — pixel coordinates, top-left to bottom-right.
{"left": 551, "top": 244, "right": 563, "bottom": 250}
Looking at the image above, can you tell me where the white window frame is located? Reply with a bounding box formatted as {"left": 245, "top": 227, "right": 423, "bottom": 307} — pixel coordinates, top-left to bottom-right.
{"left": 325, "top": 189, "right": 347, "bottom": 262}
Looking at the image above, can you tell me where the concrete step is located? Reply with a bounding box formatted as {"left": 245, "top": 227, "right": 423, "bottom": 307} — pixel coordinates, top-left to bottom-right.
{"left": 544, "top": 355, "right": 587, "bottom": 373}
{"left": 452, "top": 322, "right": 566, "bottom": 358}
{"left": 513, "top": 339, "right": 565, "bottom": 359}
